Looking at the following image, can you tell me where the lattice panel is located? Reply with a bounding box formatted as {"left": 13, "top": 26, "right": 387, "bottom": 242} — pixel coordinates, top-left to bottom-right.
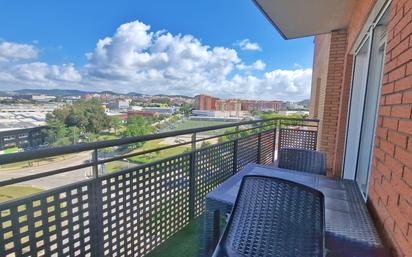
{"left": 237, "top": 134, "right": 259, "bottom": 171}
{"left": 100, "top": 154, "right": 191, "bottom": 257}
{"left": 0, "top": 181, "right": 94, "bottom": 257}
{"left": 194, "top": 141, "right": 234, "bottom": 216}
{"left": 279, "top": 128, "right": 317, "bottom": 151}
{"left": 259, "top": 130, "right": 276, "bottom": 165}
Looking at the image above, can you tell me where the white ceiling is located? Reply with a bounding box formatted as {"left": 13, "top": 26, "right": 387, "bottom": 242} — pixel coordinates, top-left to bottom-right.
{"left": 253, "top": 0, "right": 357, "bottom": 39}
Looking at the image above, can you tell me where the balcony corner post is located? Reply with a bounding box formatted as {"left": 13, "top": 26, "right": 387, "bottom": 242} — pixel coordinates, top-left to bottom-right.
{"left": 92, "top": 149, "right": 99, "bottom": 177}
{"left": 89, "top": 149, "right": 104, "bottom": 256}
{"left": 232, "top": 126, "right": 239, "bottom": 174}
{"left": 276, "top": 119, "right": 281, "bottom": 152}
{"left": 189, "top": 133, "right": 196, "bottom": 220}
{"left": 273, "top": 127, "right": 277, "bottom": 163}
{"left": 314, "top": 120, "right": 320, "bottom": 150}
{"left": 257, "top": 132, "right": 262, "bottom": 164}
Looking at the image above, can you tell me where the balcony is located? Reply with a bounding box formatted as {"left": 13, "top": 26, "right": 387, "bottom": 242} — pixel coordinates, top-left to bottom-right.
{"left": 0, "top": 118, "right": 320, "bottom": 257}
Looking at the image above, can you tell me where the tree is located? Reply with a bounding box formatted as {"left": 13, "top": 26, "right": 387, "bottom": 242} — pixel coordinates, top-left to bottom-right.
{"left": 179, "top": 103, "right": 193, "bottom": 116}
{"left": 111, "top": 116, "right": 123, "bottom": 134}
{"left": 123, "top": 116, "right": 153, "bottom": 148}
{"left": 151, "top": 97, "right": 171, "bottom": 106}
{"left": 45, "top": 121, "right": 72, "bottom": 146}
{"left": 218, "top": 128, "right": 237, "bottom": 143}
{"left": 83, "top": 132, "right": 97, "bottom": 142}
{"left": 259, "top": 113, "right": 308, "bottom": 127}
{"left": 47, "top": 99, "right": 111, "bottom": 134}
{"left": 218, "top": 128, "right": 254, "bottom": 143}
{"left": 200, "top": 141, "right": 212, "bottom": 148}
{"left": 260, "top": 112, "right": 307, "bottom": 120}
{"left": 250, "top": 109, "right": 261, "bottom": 116}
{"left": 45, "top": 99, "right": 112, "bottom": 146}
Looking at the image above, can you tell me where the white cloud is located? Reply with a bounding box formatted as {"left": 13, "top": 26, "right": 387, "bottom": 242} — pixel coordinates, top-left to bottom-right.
{"left": 237, "top": 60, "right": 266, "bottom": 71}
{"left": 203, "top": 68, "right": 312, "bottom": 101}
{"left": 0, "top": 41, "right": 38, "bottom": 62}
{"left": 236, "top": 39, "right": 262, "bottom": 51}
{"left": 85, "top": 21, "right": 240, "bottom": 84}
{"left": 293, "top": 63, "right": 302, "bottom": 68}
{"left": 0, "top": 62, "right": 81, "bottom": 90}
{"left": 0, "top": 21, "right": 312, "bottom": 101}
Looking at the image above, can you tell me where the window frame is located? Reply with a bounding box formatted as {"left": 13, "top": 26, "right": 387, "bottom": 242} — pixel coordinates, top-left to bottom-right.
{"left": 342, "top": 0, "right": 391, "bottom": 200}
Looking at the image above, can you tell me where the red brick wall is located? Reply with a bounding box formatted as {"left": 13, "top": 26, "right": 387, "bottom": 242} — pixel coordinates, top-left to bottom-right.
{"left": 312, "top": 0, "right": 377, "bottom": 177}
{"left": 368, "top": 0, "right": 412, "bottom": 256}
{"left": 332, "top": 54, "right": 353, "bottom": 175}
{"left": 318, "top": 30, "right": 348, "bottom": 176}
{"left": 346, "top": 0, "right": 376, "bottom": 52}
{"left": 313, "top": 0, "right": 376, "bottom": 177}
{"left": 312, "top": 0, "right": 412, "bottom": 255}
{"left": 309, "top": 34, "right": 331, "bottom": 153}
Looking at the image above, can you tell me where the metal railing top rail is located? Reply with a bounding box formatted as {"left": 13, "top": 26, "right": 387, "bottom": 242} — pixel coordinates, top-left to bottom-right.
{"left": 0, "top": 117, "right": 318, "bottom": 166}
{"left": 0, "top": 124, "right": 279, "bottom": 188}
{"left": 96, "top": 123, "right": 275, "bottom": 165}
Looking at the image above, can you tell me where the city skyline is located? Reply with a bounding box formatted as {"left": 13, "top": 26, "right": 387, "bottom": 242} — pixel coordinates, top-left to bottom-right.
{"left": 0, "top": 88, "right": 310, "bottom": 102}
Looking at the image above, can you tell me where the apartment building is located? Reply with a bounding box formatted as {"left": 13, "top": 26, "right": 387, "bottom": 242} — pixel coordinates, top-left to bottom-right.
{"left": 194, "top": 94, "right": 282, "bottom": 112}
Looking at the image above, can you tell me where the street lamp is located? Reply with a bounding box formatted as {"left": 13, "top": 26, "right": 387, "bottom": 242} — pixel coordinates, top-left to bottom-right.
{"left": 123, "top": 158, "right": 130, "bottom": 169}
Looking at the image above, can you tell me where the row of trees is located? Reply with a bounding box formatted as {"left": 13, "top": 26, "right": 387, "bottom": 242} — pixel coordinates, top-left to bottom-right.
{"left": 123, "top": 116, "right": 153, "bottom": 148}
{"left": 216, "top": 112, "right": 309, "bottom": 143}
{"left": 46, "top": 99, "right": 111, "bottom": 133}
{"left": 45, "top": 99, "right": 152, "bottom": 147}
{"left": 259, "top": 111, "right": 308, "bottom": 120}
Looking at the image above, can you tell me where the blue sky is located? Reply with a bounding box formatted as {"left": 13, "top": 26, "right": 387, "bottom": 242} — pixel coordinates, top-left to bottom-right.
{"left": 0, "top": 0, "right": 314, "bottom": 101}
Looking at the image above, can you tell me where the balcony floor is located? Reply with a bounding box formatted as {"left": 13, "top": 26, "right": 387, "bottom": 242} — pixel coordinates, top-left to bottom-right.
{"left": 146, "top": 219, "right": 199, "bottom": 257}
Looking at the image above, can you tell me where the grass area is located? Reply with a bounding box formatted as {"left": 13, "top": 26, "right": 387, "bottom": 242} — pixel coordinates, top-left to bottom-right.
{"left": 97, "top": 134, "right": 120, "bottom": 141}
{"left": 0, "top": 186, "right": 46, "bottom": 242}
{"left": 126, "top": 120, "right": 231, "bottom": 165}
{"left": 0, "top": 185, "right": 43, "bottom": 203}
{"left": 170, "top": 120, "right": 235, "bottom": 135}
{"left": 3, "top": 147, "right": 19, "bottom": 154}
{"left": 0, "top": 160, "right": 31, "bottom": 170}
{"left": 146, "top": 220, "right": 199, "bottom": 257}
{"left": 0, "top": 154, "right": 75, "bottom": 171}
{"left": 103, "top": 160, "right": 130, "bottom": 174}
{"left": 128, "top": 139, "right": 190, "bottom": 164}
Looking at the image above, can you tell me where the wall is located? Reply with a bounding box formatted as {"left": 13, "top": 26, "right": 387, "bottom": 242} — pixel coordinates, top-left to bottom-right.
{"left": 0, "top": 126, "right": 46, "bottom": 150}
{"left": 311, "top": 0, "right": 412, "bottom": 255}
{"left": 368, "top": 0, "right": 412, "bottom": 256}
{"left": 194, "top": 95, "right": 218, "bottom": 111}
{"left": 309, "top": 33, "right": 331, "bottom": 159}
{"left": 318, "top": 30, "right": 348, "bottom": 176}
{"left": 310, "top": 30, "right": 349, "bottom": 176}
{"left": 311, "top": 0, "right": 377, "bottom": 176}
{"left": 309, "top": 34, "right": 330, "bottom": 119}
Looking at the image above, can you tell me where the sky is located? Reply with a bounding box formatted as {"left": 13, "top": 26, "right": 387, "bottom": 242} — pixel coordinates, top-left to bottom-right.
{"left": 0, "top": 0, "right": 314, "bottom": 101}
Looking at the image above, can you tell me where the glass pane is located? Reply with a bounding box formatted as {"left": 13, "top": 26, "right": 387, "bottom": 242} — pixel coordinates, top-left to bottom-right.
{"left": 344, "top": 38, "right": 370, "bottom": 179}
{"left": 355, "top": 26, "right": 387, "bottom": 196}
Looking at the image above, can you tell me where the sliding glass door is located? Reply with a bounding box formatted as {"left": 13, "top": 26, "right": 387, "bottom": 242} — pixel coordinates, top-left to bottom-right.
{"left": 343, "top": 7, "right": 389, "bottom": 198}
{"left": 343, "top": 38, "right": 371, "bottom": 181}
{"left": 355, "top": 26, "right": 387, "bottom": 195}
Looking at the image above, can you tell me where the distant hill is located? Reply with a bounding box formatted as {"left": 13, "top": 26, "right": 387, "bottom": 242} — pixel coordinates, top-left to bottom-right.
{"left": 126, "top": 92, "right": 144, "bottom": 96}
{"left": 297, "top": 99, "right": 310, "bottom": 108}
{"left": 1, "top": 88, "right": 192, "bottom": 98}
{"left": 0, "top": 91, "right": 13, "bottom": 96}
{"left": 154, "top": 94, "right": 193, "bottom": 99}
{"left": 14, "top": 89, "right": 94, "bottom": 96}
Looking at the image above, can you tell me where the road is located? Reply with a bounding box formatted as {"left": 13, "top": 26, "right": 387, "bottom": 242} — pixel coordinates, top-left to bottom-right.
{"left": 0, "top": 151, "right": 94, "bottom": 189}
